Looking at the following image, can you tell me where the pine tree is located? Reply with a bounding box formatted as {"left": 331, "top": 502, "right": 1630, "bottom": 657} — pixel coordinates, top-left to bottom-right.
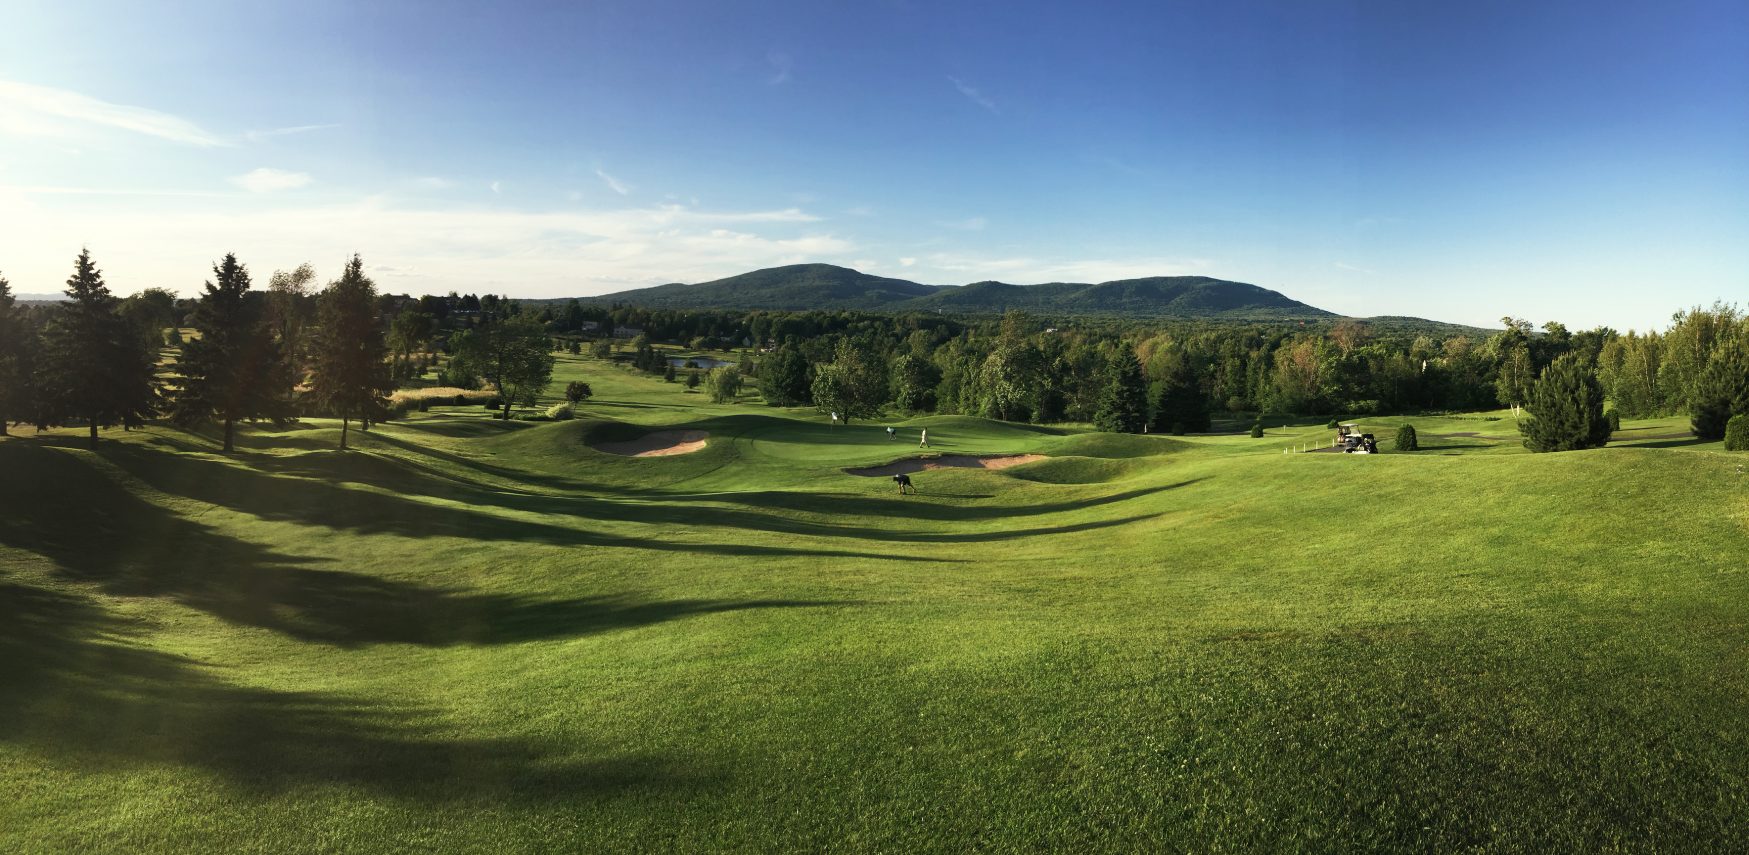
{"left": 1690, "top": 334, "right": 1749, "bottom": 440}
{"left": 309, "top": 255, "right": 392, "bottom": 449}
{"left": 1094, "top": 351, "right": 1149, "bottom": 433}
{"left": 40, "top": 250, "right": 159, "bottom": 447}
{"left": 1150, "top": 361, "right": 1211, "bottom": 435}
{"left": 1519, "top": 353, "right": 1611, "bottom": 452}
{"left": 173, "top": 253, "right": 292, "bottom": 451}
{"left": 0, "top": 273, "right": 38, "bottom": 436}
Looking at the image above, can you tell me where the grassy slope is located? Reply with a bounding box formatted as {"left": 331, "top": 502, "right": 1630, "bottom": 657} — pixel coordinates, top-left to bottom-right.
{"left": 3, "top": 353, "right": 1748, "bottom": 852}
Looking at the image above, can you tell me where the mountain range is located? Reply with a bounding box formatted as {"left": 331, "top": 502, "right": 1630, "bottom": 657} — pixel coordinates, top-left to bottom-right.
{"left": 584, "top": 263, "right": 1338, "bottom": 320}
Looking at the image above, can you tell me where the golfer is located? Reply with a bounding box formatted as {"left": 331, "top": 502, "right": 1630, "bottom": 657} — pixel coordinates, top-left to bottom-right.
{"left": 919, "top": 428, "right": 929, "bottom": 448}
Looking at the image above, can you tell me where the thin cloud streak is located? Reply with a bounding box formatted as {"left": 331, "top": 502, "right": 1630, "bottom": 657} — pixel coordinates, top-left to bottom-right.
{"left": 243, "top": 123, "right": 340, "bottom": 142}
{"left": 948, "top": 76, "right": 999, "bottom": 113}
{"left": 595, "top": 168, "right": 631, "bottom": 195}
{"left": 0, "top": 79, "right": 231, "bottom": 146}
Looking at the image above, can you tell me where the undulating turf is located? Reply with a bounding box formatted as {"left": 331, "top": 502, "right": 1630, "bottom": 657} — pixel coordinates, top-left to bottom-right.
{"left": 3, "top": 352, "right": 1747, "bottom": 852}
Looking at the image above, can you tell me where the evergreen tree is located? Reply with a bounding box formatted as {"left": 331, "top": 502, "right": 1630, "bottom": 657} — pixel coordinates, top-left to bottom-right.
{"left": 1519, "top": 353, "right": 1611, "bottom": 452}
{"left": 686, "top": 370, "right": 700, "bottom": 389}
{"left": 1150, "top": 361, "right": 1211, "bottom": 435}
{"left": 1689, "top": 334, "right": 1749, "bottom": 440}
{"left": 309, "top": 255, "right": 393, "bottom": 449}
{"left": 172, "top": 253, "right": 292, "bottom": 451}
{"left": 1094, "top": 351, "right": 1149, "bottom": 433}
{"left": 450, "top": 314, "right": 556, "bottom": 420}
{"left": 40, "top": 250, "right": 159, "bottom": 447}
{"left": 1724, "top": 414, "right": 1749, "bottom": 452}
{"left": 758, "top": 345, "right": 811, "bottom": 406}
{"left": 0, "top": 273, "right": 39, "bottom": 435}
{"left": 664, "top": 362, "right": 677, "bottom": 382}
{"left": 1394, "top": 424, "right": 1419, "bottom": 451}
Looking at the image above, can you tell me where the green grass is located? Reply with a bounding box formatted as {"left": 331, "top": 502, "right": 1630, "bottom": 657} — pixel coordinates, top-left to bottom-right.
{"left": 4, "top": 353, "right": 1748, "bottom": 852}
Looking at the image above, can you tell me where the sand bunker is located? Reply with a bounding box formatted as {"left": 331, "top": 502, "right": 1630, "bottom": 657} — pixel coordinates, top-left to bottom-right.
{"left": 594, "top": 429, "right": 709, "bottom": 457}
{"left": 847, "top": 454, "right": 1046, "bottom": 477}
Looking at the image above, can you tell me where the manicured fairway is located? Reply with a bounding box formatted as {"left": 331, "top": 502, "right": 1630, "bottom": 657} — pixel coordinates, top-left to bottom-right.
{"left": 3, "top": 353, "right": 1746, "bottom": 852}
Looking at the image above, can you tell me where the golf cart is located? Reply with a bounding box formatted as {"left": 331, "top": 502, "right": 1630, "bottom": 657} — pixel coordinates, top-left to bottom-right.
{"left": 1336, "top": 422, "right": 1378, "bottom": 454}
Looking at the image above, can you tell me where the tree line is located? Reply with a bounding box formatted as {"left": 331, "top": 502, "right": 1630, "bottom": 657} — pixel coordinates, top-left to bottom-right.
{"left": 0, "top": 251, "right": 555, "bottom": 450}
{"left": 3, "top": 250, "right": 1744, "bottom": 452}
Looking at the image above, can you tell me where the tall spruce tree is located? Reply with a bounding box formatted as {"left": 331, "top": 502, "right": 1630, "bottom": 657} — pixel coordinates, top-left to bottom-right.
{"left": 173, "top": 253, "right": 292, "bottom": 451}
{"left": 309, "top": 255, "right": 392, "bottom": 449}
{"left": 1519, "top": 352, "right": 1611, "bottom": 452}
{"left": 1094, "top": 350, "right": 1149, "bottom": 433}
{"left": 0, "top": 273, "right": 40, "bottom": 435}
{"left": 1690, "top": 334, "right": 1749, "bottom": 440}
{"left": 1150, "top": 360, "right": 1211, "bottom": 435}
{"left": 40, "top": 250, "right": 159, "bottom": 447}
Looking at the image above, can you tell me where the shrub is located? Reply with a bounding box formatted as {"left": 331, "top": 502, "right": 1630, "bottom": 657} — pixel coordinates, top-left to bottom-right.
{"left": 1249, "top": 422, "right": 1264, "bottom": 438}
{"left": 565, "top": 381, "right": 592, "bottom": 403}
{"left": 1726, "top": 414, "right": 1749, "bottom": 451}
{"left": 417, "top": 398, "right": 431, "bottom": 412}
{"left": 1327, "top": 418, "right": 1339, "bottom": 429}
{"left": 1604, "top": 408, "right": 1620, "bottom": 433}
{"left": 484, "top": 397, "right": 504, "bottom": 410}
{"left": 1519, "top": 353, "right": 1611, "bottom": 452}
{"left": 454, "top": 394, "right": 466, "bottom": 406}
{"left": 1394, "top": 423, "right": 1419, "bottom": 451}
{"left": 546, "top": 403, "right": 574, "bottom": 421}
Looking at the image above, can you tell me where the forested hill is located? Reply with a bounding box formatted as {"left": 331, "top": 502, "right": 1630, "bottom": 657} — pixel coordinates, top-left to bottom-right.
{"left": 589, "top": 264, "right": 945, "bottom": 312}
{"left": 585, "top": 263, "right": 1337, "bottom": 320}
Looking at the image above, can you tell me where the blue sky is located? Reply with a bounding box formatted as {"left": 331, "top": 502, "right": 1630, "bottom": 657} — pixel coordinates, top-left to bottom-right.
{"left": 1, "top": 0, "right": 1744, "bottom": 329}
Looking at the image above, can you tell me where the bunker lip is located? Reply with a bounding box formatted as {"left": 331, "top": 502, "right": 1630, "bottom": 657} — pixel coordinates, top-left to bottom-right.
{"left": 846, "top": 454, "right": 1047, "bottom": 477}
{"left": 593, "top": 429, "right": 709, "bottom": 457}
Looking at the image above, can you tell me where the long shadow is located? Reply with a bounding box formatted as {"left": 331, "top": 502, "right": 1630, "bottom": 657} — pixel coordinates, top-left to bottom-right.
{"left": 19, "top": 439, "right": 951, "bottom": 562}
{"left": 0, "top": 578, "right": 716, "bottom": 800}
{"left": 236, "top": 444, "right": 1206, "bottom": 540}
{"left": 0, "top": 443, "right": 868, "bottom": 646}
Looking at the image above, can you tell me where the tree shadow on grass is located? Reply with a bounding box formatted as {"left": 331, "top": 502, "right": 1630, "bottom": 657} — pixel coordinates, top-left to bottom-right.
{"left": 0, "top": 578, "right": 718, "bottom": 800}
{"left": 237, "top": 446, "right": 1202, "bottom": 542}
{"left": 0, "top": 443, "right": 866, "bottom": 647}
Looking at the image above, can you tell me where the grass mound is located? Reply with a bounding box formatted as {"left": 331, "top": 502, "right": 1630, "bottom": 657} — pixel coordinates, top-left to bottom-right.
{"left": 1048, "top": 432, "right": 1186, "bottom": 458}
{"left": 1004, "top": 455, "right": 1139, "bottom": 484}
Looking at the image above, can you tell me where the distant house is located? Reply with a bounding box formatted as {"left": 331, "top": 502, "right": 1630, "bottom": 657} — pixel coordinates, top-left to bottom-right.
{"left": 578, "top": 321, "right": 601, "bottom": 332}
{"left": 612, "top": 326, "right": 644, "bottom": 339}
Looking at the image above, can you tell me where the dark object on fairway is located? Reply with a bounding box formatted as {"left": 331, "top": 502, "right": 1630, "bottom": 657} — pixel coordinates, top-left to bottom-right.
{"left": 893, "top": 473, "right": 916, "bottom": 494}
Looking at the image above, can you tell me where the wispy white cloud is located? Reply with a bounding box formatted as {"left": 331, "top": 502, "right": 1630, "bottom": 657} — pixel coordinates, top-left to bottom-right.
{"left": 410, "top": 176, "right": 454, "bottom": 190}
{"left": 766, "top": 50, "right": 794, "bottom": 85}
{"left": 1334, "top": 261, "right": 1375, "bottom": 274}
{"left": 243, "top": 123, "right": 340, "bottom": 142}
{"left": 899, "top": 257, "right": 917, "bottom": 267}
{"left": 230, "top": 168, "right": 312, "bottom": 193}
{"left": 490, "top": 180, "right": 502, "bottom": 194}
{"left": 939, "top": 216, "right": 987, "bottom": 231}
{"left": 948, "top": 76, "right": 999, "bottom": 113}
{"left": 0, "top": 79, "right": 230, "bottom": 146}
{"left": 595, "top": 168, "right": 631, "bottom": 196}
{"left": 844, "top": 205, "right": 874, "bottom": 217}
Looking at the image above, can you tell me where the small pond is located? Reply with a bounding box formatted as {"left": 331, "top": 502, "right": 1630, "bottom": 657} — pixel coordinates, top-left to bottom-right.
{"left": 667, "top": 356, "right": 737, "bottom": 370}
